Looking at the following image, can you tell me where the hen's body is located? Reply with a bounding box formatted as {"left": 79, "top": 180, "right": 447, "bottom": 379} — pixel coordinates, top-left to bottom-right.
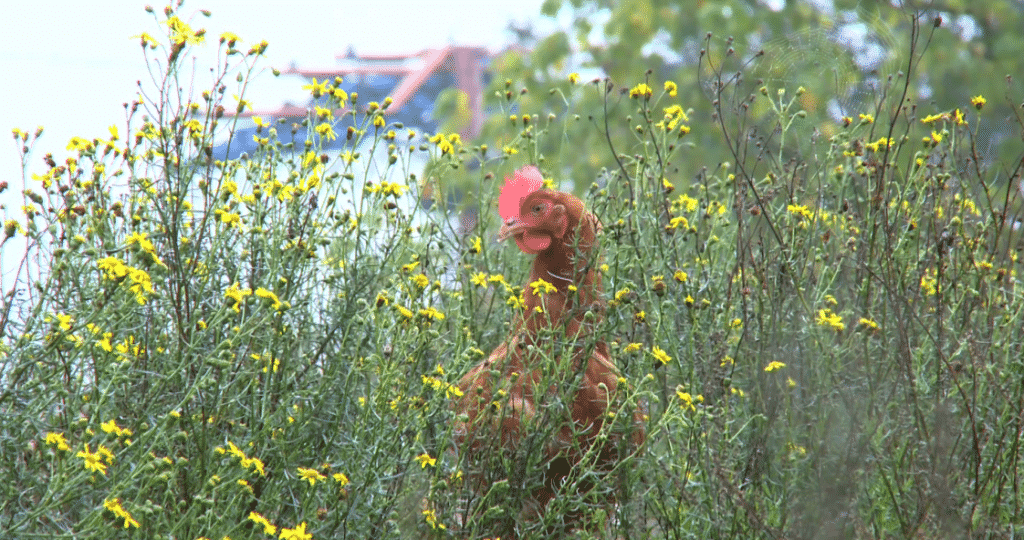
{"left": 453, "top": 166, "right": 644, "bottom": 537}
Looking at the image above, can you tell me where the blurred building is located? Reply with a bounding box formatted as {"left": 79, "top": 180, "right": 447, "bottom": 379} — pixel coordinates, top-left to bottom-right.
{"left": 216, "top": 46, "right": 490, "bottom": 159}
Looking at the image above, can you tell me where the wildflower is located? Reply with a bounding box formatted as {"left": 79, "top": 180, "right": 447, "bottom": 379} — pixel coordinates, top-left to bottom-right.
{"left": 422, "top": 375, "right": 463, "bottom": 398}
{"left": 242, "top": 456, "right": 266, "bottom": 476}
{"left": 315, "top": 122, "right": 336, "bottom": 141}
{"left": 650, "top": 346, "right": 672, "bottom": 366}
{"left": 675, "top": 193, "right": 699, "bottom": 213}
{"left": 96, "top": 333, "right": 114, "bottom": 352}
{"left": 529, "top": 278, "right": 557, "bottom": 295}
{"left": 45, "top": 432, "right": 71, "bottom": 451}
{"left": 278, "top": 522, "right": 312, "bottom": 540}
{"left": 418, "top": 307, "right": 445, "bottom": 321}
{"left": 764, "top": 361, "right": 786, "bottom": 372}
{"left": 658, "top": 104, "right": 689, "bottom": 131}
{"left": 220, "top": 31, "right": 242, "bottom": 46}
{"left": 429, "top": 132, "right": 456, "bottom": 155}
{"left": 924, "top": 130, "right": 943, "bottom": 146}
{"left": 248, "top": 512, "right": 277, "bottom": 535}
{"left": 254, "top": 287, "right": 285, "bottom": 311}
{"left": 664, "top": 80, "right": 678, "bottom": 97}
{"left": 506, "top": 293, "right": 524, "bottom": 309}
{"left": 101, "top": 419, "right": 133, "bottom": 438}
{"left": 676, "top": 389, "right": 696, "bottom": 411}
{"left": 76, "top": 443, "right": 108, "bottom": 475}
{"left": 333, "top": 472, "right": 350, "bottom": 486}
{"left": 411, "top": 273, "right": 429, "bottom": 289}
{"left": 50, "top": 312, "right": 73, "bottom": 332}
{"left": 858, "top": 113, "right": 874, "bottom": 124}
{"left": 165, "top": 16, "right": 205, "bottom": 46}
{"left": 970, "top": 95, "right": 986, "bottom": 110}
{"left": 623, "top": 342, "right": 643, "bottom": 353}
{"left": 133, "top": 32, "right": 159, "bottom": 48}
{"left": 396, "top": 305, "right": 414, "bottom": 320}
{"left": 225, "top": 282, "right": 253, "bottom": 313}
{"left": 471, "top": 271, "right": 487, "bottom": 288}
{"left": 298, "top": 467, "right": 326, "bottom": 486}
{"left": 104, "top": 498, "right": 140, "bottom": 529}
{"left": 669, "top": 216, "right": 690, "bottom": 230}
{"left": 787, "top": 204, "right": 813, "bottom": 220}
{"left": 858, "top": 317, "right": 879, "bottom": 330}
{"left": 423, "top": 508, "right": 446, "bottom": 530}
{"left": 673, "top": 270, "right": 688, "bottom": 283}
{"left": 568, "top": 72, "right": 580, "bottom": 84}
{"left": 302, "top": 77, "right": 329, "bottom": 98}
{"left": 816, "top": 308, "right": 845, "bottom": 332}
{"left": 629, "top": 83, "right": 653, "bottom": 99}
{"left": 414, "top": 453, "right": 436, "bottom": 468}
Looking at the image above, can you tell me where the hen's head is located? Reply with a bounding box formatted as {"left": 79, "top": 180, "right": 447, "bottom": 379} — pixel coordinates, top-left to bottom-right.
{"left": 497, "top": 166, "right": 596, "bottom": 255}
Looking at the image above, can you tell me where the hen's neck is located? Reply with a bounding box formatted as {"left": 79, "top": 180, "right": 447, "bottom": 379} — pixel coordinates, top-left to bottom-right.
{"left": 523, "top": 240, "right": 602, "bottom": 331}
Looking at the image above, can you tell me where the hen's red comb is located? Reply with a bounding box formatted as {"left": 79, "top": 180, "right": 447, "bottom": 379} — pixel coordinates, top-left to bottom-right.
{"left": 498, "top": 165, "right": 544, "bottom": 222}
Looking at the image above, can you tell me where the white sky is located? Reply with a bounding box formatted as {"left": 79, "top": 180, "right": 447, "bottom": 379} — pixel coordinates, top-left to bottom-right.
{"left": 0, "top": 0, "right": 550, "bottom": 208}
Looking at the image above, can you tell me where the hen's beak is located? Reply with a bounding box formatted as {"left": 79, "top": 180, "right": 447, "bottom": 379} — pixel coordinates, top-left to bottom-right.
{"left": 497, "top": 218, "right": 526, "bottom": 241}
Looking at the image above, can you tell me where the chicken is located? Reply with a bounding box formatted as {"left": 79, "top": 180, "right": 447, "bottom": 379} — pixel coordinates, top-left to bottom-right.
{"left": 453, "top": 166, "right": 644, "bottom": 536}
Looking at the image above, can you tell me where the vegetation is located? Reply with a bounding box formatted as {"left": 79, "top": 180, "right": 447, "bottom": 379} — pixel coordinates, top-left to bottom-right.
{"left": 2, "top": 1, "right": 1022, "bottom": 538}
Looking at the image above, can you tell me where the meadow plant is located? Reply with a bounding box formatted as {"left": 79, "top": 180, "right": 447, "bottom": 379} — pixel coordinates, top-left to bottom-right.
{"left": 2, "top": 4, "right": 1022, "bottom": 539}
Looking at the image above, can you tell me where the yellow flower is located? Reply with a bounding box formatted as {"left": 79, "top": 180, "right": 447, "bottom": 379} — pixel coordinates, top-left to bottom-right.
{"left": 76, "top": 443, "right": 108, "bottom": 475}
{"left": 858, "top": 113, "right": 874, "bottom": 124}
{"left": 669, "top": 216, "right": 690, "bottom": 230}
{"left": 333, "top": 472, "right": 350, "bottom": 486}
{"left": 315, "top": 122, "right": 337, "bottom": 141}
{"left": 165, "top": 16, "right": 205, "bottom": 46}
{"left": 568, "top": 72, "right": 580, "bottom": 84}
{"left": 103, "top": 498, "right": 141, "bottom": 529}
{"left": 411, "top": 273, "right": 430, "bottom": 289}
{"left": 470, "top": 271, "right": 487, "bottom": 288}
{"left": 242, "top": 456, "right": 266, "bottom": 476}
{"left": 673, "top": 270, "right": 688, "bottom": 283}
{"left": 664, "top": 80, "right": 677, "bottom": 97}
{"left": 423, "top": 508, "right": 446, "bottom": 530}
{"left": 302, "top": 77, "right": 329, "bottom": 98}
{"left": 248, "top": 512, "right": 277, "bottom": 535}
{"left": 529, "top": 278, "right": 557, "bottom": 296}
{"left": 255, "top": 288, "right": 287, "bottom": 311}
{"left": 225, "top": 282, "right": 253, "bottom": 313}
{"left": 278, "top": 522, "right": 312, "bottom": 540}
{"left": 816, "top": 308, "right": 845, "bottom": 332}
{"left": 298, "top": 467, "right": 326, "bottom": 486}
{"left": 629, "top": 83, "right": 653, "bottom": 99}
{"left": 101, "top": 419, "right": 133, "bottom": 437}
{"left": 651, "top": 346, "right": 672, "bottom": 366}
{"left": 676, "top": 389, "right": 695, "bottom": 411}
{"left": 858, "top": 317, "right": 879, "bottom": 330}
{"left": 506, "top": 293, "right": 524, "bottom": 309}
{"left": 45, "top": 432, "right": 71, "bottom": 451}
{"left": 418, "top": 307, "right": 445, "bottom": 321}
{"left": 764, "top": 361, "right": 786, "bottom": 372}
{"left": 414, "top": 453, "right": 436, "bottom": 468}
{"left": 970, "top": 95, "right": 986, "bottom": 110}
{"left": 623, "top": 342, "right": 643, "bottom": 353}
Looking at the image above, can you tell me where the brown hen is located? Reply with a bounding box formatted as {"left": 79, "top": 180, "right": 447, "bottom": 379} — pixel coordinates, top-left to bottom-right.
{"left": 453, "top": 166, "right": 644, "bottom": 537}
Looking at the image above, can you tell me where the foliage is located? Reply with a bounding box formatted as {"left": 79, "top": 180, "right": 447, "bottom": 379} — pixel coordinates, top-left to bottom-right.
{"left": 2, "top": 2, "right": 1024, "bottom": 539}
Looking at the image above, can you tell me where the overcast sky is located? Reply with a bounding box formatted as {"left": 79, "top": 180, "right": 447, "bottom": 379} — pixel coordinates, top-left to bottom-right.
{"left": 0, "top": 0, "right": 550, "bottom": 206}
